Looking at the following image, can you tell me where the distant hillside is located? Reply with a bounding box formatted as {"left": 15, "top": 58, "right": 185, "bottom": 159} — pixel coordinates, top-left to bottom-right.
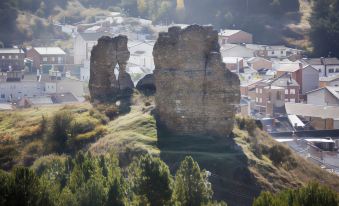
{"left": 1, "top": 0, "right": 311, "bottom": 48}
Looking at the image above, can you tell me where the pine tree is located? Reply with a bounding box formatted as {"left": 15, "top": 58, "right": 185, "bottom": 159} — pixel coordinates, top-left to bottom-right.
{"left": 173, "top": 156, "right": 213, "bottom": 206}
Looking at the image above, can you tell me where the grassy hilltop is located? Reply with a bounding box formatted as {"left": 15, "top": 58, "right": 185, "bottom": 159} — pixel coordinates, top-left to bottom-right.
{"left": 1, "top": 92, "right": 338, "bottom": 205}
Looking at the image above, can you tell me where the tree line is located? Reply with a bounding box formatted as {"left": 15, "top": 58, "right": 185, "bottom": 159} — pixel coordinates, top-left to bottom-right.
{"left": 0, "top": 153, "right": 226, "bottom": 206}
{"left": 1, "top": 151, "right": 338, "bottom": 206}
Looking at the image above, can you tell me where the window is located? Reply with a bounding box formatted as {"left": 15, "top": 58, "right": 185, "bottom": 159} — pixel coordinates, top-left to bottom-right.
{"left": 15, "top": 55, "right": 18, "bottom": 59}
{"left": 329, "top": 68, "right": 335, "bottom": 73}
{"left": 256, "top": 97, "right": 258, "bottom": 102}
{"left": 336, "top": 68, "right": 339, "bottom": 73}
{"left": 290, "top": 89, "right": 295, "bottom": 94}
{"left": 256, "top": 88, "right": 259, "bottom": 93}
{"left": 271, "top": 51, "right": 274, "bottom": 55}
{"left": 43, "top": 57, "right": 48, "bottom": 62}
{"left": 8, "top": 55, "right": 11, "bottom": 59}
{"left": 58, "top": 57, "right": 63, "bottom": 63}
{"left": 0, "top": 94, "right": 4, "bottom": 98}
{"left": 259, "top": 98, "right": 262, "bottom": 103}
{"left": 290, "top": 98, "right": 295, "bottom": 102}
{"left": 281, "top": 51, "right": 283, "bottom": 54}
{"left": 259, "top": 89, "right": 262, "bottom": 94}
{"left": 285, "top": 89, "right": 288, "bottom": 94}
{"left": 51, "top": 57, "right": 55, "bottom": 62}
{"left": 1, "top": 56, "right": 4, "bottom": 59}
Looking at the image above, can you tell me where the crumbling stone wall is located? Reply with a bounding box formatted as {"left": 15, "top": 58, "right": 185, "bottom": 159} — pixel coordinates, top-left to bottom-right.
{"left": 153, "top": 25, "right": 240, "bottom": 137}
{"left": 89, "top": 36, "right": 134, "bottom": 101}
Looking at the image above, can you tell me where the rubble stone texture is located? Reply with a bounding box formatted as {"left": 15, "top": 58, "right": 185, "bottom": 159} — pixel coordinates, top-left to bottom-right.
{"left": 153, "top": 25, "right": 240, "bottom": 137}
{"left": 89, "top": 36, "right": 134, "bottom": 101}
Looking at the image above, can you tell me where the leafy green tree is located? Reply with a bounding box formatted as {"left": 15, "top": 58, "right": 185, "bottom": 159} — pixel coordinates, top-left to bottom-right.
{"left": 310, "top": 0, "right": 339, "bottom": 57}
{"left": 173, "top": 156, "right": 213, "bottom": 206}
{"left": 131, "top": 154, "right": 173, "bottom": 206}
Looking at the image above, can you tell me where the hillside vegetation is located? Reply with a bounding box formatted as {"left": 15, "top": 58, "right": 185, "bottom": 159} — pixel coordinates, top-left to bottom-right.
{"left": 1, "top": 0, "right": 331, "bottom": 56}
{"left": 1, "top": 92, "right": 338, "bottom": 205}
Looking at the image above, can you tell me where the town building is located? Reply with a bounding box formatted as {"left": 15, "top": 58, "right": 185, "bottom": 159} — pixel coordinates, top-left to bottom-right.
{"left": 245, "top": 44, "right": 302, "bottom": 59}
{"left": 218, "top": 30, "right": 253, "bottom": 45}
{"left": 26, "top": 47, "right": 66, "bottom": 72}
{"left": 246, "top": 57, "right": 272, "bottom": 71}
{"left": 0, "top": 48, "right": 25, "bottom": 72}
{"left": 0, "top": 78, "right": 44, "bottom": 102}
{"left": 276, "top": 62, "right": 319, "bottom": 95}
{"left": 306, "top": 86, "right": 339, "bottom": 106}
{"left": 319, "top": 75, "right": 339, "bottom": 88}
{"left": 220, "top": 44, "right": 255, "bottom": 58}
{"left": 128, "top": 40, "right": 155, "bottom": 72}
{"left": 73, "top": 32, "right": 110, "bottom": 65}
{"left": 222, "top": 57, "right": 244, "bottom": 72}
{"left": 254, "top": 73, "right": 300, "bottom": 116}
{"left": 301, "top": 57, "right": 339, "bottom": 77}
{"left": 285, "top": 102, "right": 339, "bottom": 130}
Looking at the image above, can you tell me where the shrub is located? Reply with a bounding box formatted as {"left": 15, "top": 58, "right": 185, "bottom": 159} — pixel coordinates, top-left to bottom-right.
{"left": 71, "top": 118, "right": 96, "bottom": 134}
{"left": 235, "top": 116, "right": 257, "bottom": 136}
{"left": 268, "top": 144, "right": 296, "bottom": 168}
{"left": 46, "top": 111, "right": 74, "bottom": 153}
{"left": 253, "top": 182, "right": 339, "bottom": 206}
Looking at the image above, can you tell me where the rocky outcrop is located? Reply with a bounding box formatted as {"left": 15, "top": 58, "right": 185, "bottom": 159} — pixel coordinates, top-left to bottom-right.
{"left": 153, "top": 25, "right": 240, "bottom": 137}
{"left": 136, "top": 74, "right": 155, "bottom": 94}
{"left": 89, "top": 36, "right": 134, "bottom": 101}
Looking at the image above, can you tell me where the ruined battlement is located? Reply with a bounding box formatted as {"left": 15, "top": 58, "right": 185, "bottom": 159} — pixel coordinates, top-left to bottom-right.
{"left": 153, "top": 25, "right": 240, "bottom": 137}
{"left": 89, "top": 35, "right": 134, "bottom": 101}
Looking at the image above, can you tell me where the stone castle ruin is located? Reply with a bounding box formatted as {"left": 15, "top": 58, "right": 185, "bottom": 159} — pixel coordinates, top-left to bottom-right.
{"left": 89, "top": 36, "right": 134, "bottom": 101}
{"left": 153, "top": 25, "right": 240, "bottom": 137}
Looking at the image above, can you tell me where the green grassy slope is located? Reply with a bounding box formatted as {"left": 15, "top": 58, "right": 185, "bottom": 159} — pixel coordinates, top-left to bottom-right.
{"left": 1, "top": 92, "right": 338, "bottom": 206}
{"left": 88, "top": 93, "right": 339, "bottom": 206}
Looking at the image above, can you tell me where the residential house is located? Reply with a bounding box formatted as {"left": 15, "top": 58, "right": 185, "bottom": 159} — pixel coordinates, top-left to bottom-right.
{"left": 218, "top": 30, "right": 253, "bottom": 45}
{"left": 0, "top": 48, "right": 25, "bottom": 72}
{"left": 276, "top": 62, "right": 319, "bottom": 95}
{"left": 301, "top": 57, "right": 339, "bottom": 77}
{"left": 246, "top": 57, "right": 272, "bottom": 71}
{"left": 222, "top": 57, "right": 243, "bottom": 72}
{"left": 73, "top": 32, "right": 110, "bottom": 65}
{"left": 238, "top": 97, "right": 251, "bottom": 116}
{"left": 0, "top": 79, "right": 44, "bottom": 102}
{"left": 306, "top": 86, "right": 339, "bottom": 106}
{"left": 319, "top": 75, "right": 339, "bottom": 88}
{"left": 245, "top": 44, "right": 302, "bottom": 59}
{"left": 26, "top": 47, "right": 66, "bottom": 73}
{"left": 220, "top": 44, "right": 255, "bottom": 58}
{"left": 285, "top": 102, "right": 339, "bottom": 130}
{"left": 254, "top": 73, "right": 300, "bottom": 116}
{"left": 128, "top": 40, "right": 155, "bottom": 72}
